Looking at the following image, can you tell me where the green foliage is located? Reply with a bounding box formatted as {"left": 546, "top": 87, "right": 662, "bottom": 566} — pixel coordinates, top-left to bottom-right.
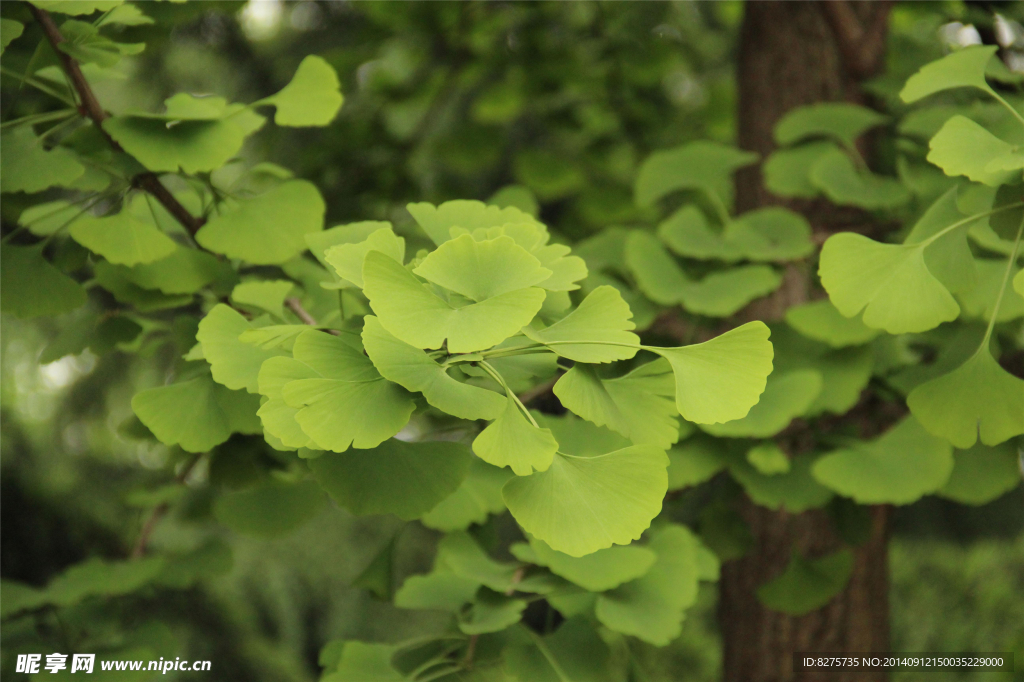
{"left": 756, "top": 550, "right": 854, "bottom": 616}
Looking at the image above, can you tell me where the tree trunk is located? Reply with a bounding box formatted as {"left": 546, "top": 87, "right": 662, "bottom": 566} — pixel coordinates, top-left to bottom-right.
{"left": 720, "top": 3, "right": 893, "bottom": 681}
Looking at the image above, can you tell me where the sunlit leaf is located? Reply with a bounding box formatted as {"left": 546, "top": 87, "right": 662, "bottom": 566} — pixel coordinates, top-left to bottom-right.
{"left": 900, "top": 45, "right": 998, "bottom": 103}
{"left": 927, "top": 116, "right": 1018, "bottom": 187}
{"left": 0, "top": 126, "right": 84, "bottom": 193}
{"left": 198, "top": 304, "right": 284, "bottom": 393}
{"left": 634, "top": 140, "right": 757, "bottom": 211}
{"left": 523, "top": 286, "right": 639, "bottom": 363}
{"left": 68, "top": 210, "right": 176, "bottom": 266}
{"left": 324, "top": 227, "right": 405, "bottom": 288}
{"left": 255, "top": 55, "right": 343, "bottom": 127}
{"left": 413, "top": 233, "right": 551, "bottom": 302}
{"left": 518, "top": 538, "right": 657, "bottom": 593}
{"left": 472, "top": 394, "right": 559, "bottom": 476}
{"left": 407, "top": 199, "right": 537, "bottom": 246}
{"left": 701, "top": 370, "right": 822, "bottom": 438}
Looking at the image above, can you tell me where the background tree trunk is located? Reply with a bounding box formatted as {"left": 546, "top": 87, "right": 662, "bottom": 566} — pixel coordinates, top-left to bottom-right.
{"left": 720, "top": 3, "right": 893, "bottom": 681}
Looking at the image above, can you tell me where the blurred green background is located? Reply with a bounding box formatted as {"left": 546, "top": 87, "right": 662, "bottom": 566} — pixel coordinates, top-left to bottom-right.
{"left": 1, "top": 2, "right": 1022, "bottom": 681}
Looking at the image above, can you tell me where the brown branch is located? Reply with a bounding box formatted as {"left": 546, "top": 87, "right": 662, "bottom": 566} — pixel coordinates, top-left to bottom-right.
{"left": 285, "top": 297, "right": 318, "bottom": 326}
{"left": 30, "top": 6, "right": 206, "bottom": 236}
{"left": 820, "top": 1, "right": 894, "bottom": 80}
{"left": 130, "top": 453, "right": 202, "bottom": 559}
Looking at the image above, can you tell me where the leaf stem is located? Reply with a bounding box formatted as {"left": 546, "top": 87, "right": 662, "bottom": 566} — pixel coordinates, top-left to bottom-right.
{"left": 920, "top": 202, "right": 1024, "bottom": 248}
{"left": 0, "top": 66, "right": 76, "bottom": 105}
{"left": 989, "top": 89, "right": 1024, "bottom": 128}
{"left": 981, "top": 215, "right": 1024, "bottom": 347}
{"left": 130, "top": 453, "right": 202, "bottom": 559}
{"left": 0, "top": 107, "right": 76, "bottom": 129}
{"left": 479, "top": 360, "right": 540, "bottom": 428}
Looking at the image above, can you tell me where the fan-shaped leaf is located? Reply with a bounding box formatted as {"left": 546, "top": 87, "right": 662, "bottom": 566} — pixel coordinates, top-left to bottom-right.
{"left": 413, "top": 234, "right": 551, "bottom": 302}
{"left": 196, "top": 180, "right": 325, "bottom": 264}
{"left": 198, "top": 304, "right": 285, "bottom": 393}
{"left": 231, "top": 280, "right": 294, "bottom": 319}
{"left": 324, "top": 227, "right": 405, "bottom": 288}
{"left": 256, "top": 356, "right": 319, "bottom": 450}
{"left": 0, "top": 126, "right": 84, "bottom": 193}
{"left": 519, "top": 538, "right": 657, "bottom": 593}
{"left": 125, "top": 247, "right": 229, "bottom": 294}
{"left": 812, "top": 417, "right": 953, "bottom": 504}
{"left": 900, "top": 45, "right": 997, "bottom": 103}
{"left": 784, "top": 300, "right": 880, "bottom": 347}
{"left": 68, "top": 211, "right": 176, "bottom": 266}
{"left": 523, "top": 286, "right": 639, "bottom": 363}
{"left": 213, "top": 478, "right": 325, "bottom": 537}
{"left": 937, "top": 442, "right": 1021, "bottom": 505}
{"left": 256, "top": 55, "right": 343, "bottom": 127}
{"left": 658, "top": 205, "right": 743, "bottom": 261}
{"left": 762, "top": 141, "right": 835, "bottom": 199}
{"left": 407, "top": 200, "right": 536, "bottom": 246}
{"left": 701, "top": 370, "right": 822, "bottom": 438}
{"left": 1, "top": 19, "right": 24, "bottom": 54}
{"left": 724, "top": 207, "right": 815, "bottom": 262}
{"left": 756, "top": 550, "right": 853, "bottom": 616}
{"left": 503, "top": 445, "right": 668, "bottom": 557}
{"left": 421, "top": 459, "right": 511, "bottom": 532}
{"left": 907, "top": 346, "right": 1024, "bottom": 448}
{"left": 809, "top": 147, "right": 910, "bottom": 210}
{"left": 774, "top": 102, "right": 887, "bottom": 148}
{"left": 927, "top": 116, "right": 1017, "bottom": 187}
{"left": 635, "top": 141, "right": 757, "bottom": 210}
{"left": 362, "top": 250, "right": 546, "bottom": 353}
{"left": 729, "top": 452, "right": 833, "bottom": 513}
{"left": 0, "top": 244, "right": 87, "bottom": 318}
{"left": 473, "top": 394, "right": 558, "bottom": 476}
{"left": 308, "top": 439, "right": 472, "bottom": 520}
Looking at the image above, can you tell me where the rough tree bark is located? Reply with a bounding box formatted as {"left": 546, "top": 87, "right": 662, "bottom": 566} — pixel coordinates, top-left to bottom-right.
{"left": 720, "top": 3, "right": 894, "bottom": 681}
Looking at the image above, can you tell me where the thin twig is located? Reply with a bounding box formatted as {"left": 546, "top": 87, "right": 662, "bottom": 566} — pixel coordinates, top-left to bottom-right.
{"left": 30, "top": 6, "right": 206, "bottom": 236}
{"left": 285, "top": 297, "right": 318, "bottom": 326}
{"left": 517, "top": 375, "right": 558, "bottom": 405}
{"left": 130, "top": 453, "right": 202, "bottom": 559}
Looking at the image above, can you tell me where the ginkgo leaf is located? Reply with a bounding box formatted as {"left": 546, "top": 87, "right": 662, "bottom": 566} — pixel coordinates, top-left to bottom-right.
{"left": 553, "top": 360, "right": 680, "bottom": 449}
{"left": 729, "top": 452, "right": 833, "bottom": 513}
{"left": 55, "top": 20, "right": 143, "bottom": 68}
{"left": 125, "top": 247, "right": 230, "bottom": 294}
{"left": 724, "top": 207, "right": 815, "bottom": 262}
{"left": 774, "top": 102, "right": 887, "bottom": 148}
{"left": 771, "top": 326, "right": 874, "bottom": 417}
{"left": 472, "top": 394, "right": 559, "bottom": 475}
{"left": 459, "top": 590, "right": 527, "bottom": 635}
{"left": 907, "top": 345, "right": 1024, "bottom": 448}
{"left": 937, "top": 442, "right": 1021, "bottom": 505}
{"left": 900, "top": 45, "right": 998, "bottom": 103}
{"left": 1014, "top": 269, "right": 1024, "bottom": 299}
{"left": 647, "top": 321, "right": 774, "bottom": 425}
{"left": 701, "top": 370, "right": 822, "bottom": 438}
{"left": 31, "top": 1, "right": 123, "bottom": 15}
{"left": 308, "top": 439, "right": 472, "bottom": 520}
{"left": 809, "top": 147, "right": 910, "bottom": 210}
{"left": 196, "top": 180, "right": 325, "bottom": 264}
{"left": 0, "top": 126, "right": 85, "bottom": 193}
{"left": 68, "top": 211, "right": 176, "bottom": 266}
{"left": 762, "top": 142, "right": 835, "bottom": 199}
{"left": 667, "top": 436, "right": 728, "bottom": 490}
{"left": 324, "top": 227, "right": 405, "bottom": 288}
{"left": 756, "top": 550, "right": 853, "bottom": 616}
{"left": 522, "top": 286, "right": 639, "bottom": 363}
{"left": 361, "top": 316, "right": 504, "bottom": 420}
{"left": 812, "top": 417, "right": 954, "bottom": 504}
{"left": 281, "top": 330, "right": 414, "bottom": 451}
{"left": 504, "top": 617, "right": 613, "bottom": 682}
{"left": 746, "top": 444, "right": 790, "bottom": 475}
{"left": 17, "top": 200, "right": 83, "bottom": 236}
{"left": 213, "top": 478, "right": 325, "bottom": 537}
{"left": 819, "top": 232, "right": 960, "bottom": 334}
{"left": 927, "top": 116, "right": 1018, "bottom": 187}
{"left": 634, "top": 140, "right": 758, "bottom": 211}
{"left": 519, "top": 538, "right": 657, "bottom": 593}
{"left": 93, "top": 261, "right": 193, "bottom": 312}
{"left": 306, "top": 220, "right": 391, "bottom": 269}
{"left": 197, "top": 304, "right": 284, "bottom": 393}
{"left": 626, "top": 231, "right": 691, "bottom": 305}
{"left": 362, "top": 250, "right": 546, "bottom": 353}
{"left": 255, "top": 55, "right": 343, "bottom": 127}
{"left": 958, "top": 259, "right": 1024, "bottom": 323}
{"left": 784, "top": 300, "right": 880, "bottom": 347}
{"left": 256, "top": 356, "right": 319, "bottom": 449}
{"left": 407, "top": 199, "right": 536, "bottom": 246}
{"left": 502, "top": 445, "right": 668, "bottom": 557}
{"left": 658, "top": 205, "right": 743, "bottom": 261}
{"left": 421, "top": 459, "right": 511, "bottom": 532}
{"left": 231, "top": 280, "right": 294, "bottom": 319}
{"left": 132, "top": 374, "right": 261, "bottom": 452}
{"left": 535, "top": 412, "right": 633, "bottom": 457}
{"left": 394, "top": 572, "right": 479, "bottom": 611}
{"left": 0, "top": 244, "right": 87, "bottom": 318}
{"left": 436, "top": 532, "right": 521, "bottom": 592}
{"left": 96, "top": 3, "right": 152, "bottom": 26}
{"left": 1, "top": 19, "right": 24, "bottom": 54}
{"left": 594, "top": 524, "right": 700, "bottom": 646}
{"left": 413, "top": 234, "right": 551, "bottom": 302}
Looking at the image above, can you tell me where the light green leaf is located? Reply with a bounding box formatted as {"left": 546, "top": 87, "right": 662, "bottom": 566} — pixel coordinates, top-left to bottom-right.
{"left": 504, "top": 617, "right": 614, "bottom": 682}
{"left": 647, "top": 321, "right": 774, "bottom": 425}
{"left": 535, "top": 412, "right": 633, "bottom": 457}
{"left": 594, "top": 524, "right": 700, "bottom": 646}
{"left": 472, "top": 394, "right": 559, "bottom": 476}
{"left": 900, "top": 45, "right": 998, "bottom": 103}
{"left": 459, "top": 590, "right": 526, "bottom": 635}
{"left": 323, "top": 642, "right": 403, "bottom": 681}
{"left": 231, "top": 280, "right": 294, "bottom": 319}
{"left": 553, "top": 360, "right": 680, "bottom": 449}
{"left": 746, "top": 443, "right": 791, "bottom": 475}
{"left": 927, "top": 116, "right": 1017, "bottom": 187}
{"left": 30, "top": 1, "right": 123, "bottom": 15}
{"left": 132, "top": 374, "right": 261, "bottom": 452}
{"left": 308, "top": 439, "right": 472, "bottom": 520}
{"left": 257, "top": 356, "right": 319, "bottom": 449}
{"left": 196, "top": 180, "right": 325, "bottom": 264}
{"left": 1, "top": 19, "right": 24, "bottom": 53}
{"left": 124, "top": 247, "right": 230, "bottom": 294}
{"left": 407, "top": 199, "right": 537, "bottom": 246}
{"left": 937, "top": 442, "right": 1021, "bottom": 505}
{"left": 774, "top": 102, "right": 887, "bottom": 148}
{"left": 413, "top": 234, "right": 551, "bottom": 302}
{"left": 724, "top": 207, "right": 815, "bottom": 262}
{"left": 1014, "top": 269, "right": 1024, "bottom": 299}
{"left": 281, "top": 330, "right": 414, "bottom": 451}
{"left": 361, "top": 316, "right": 504, "bottom": 420}
{"left": 421, "top": 459, "right": 512, "bottom": 532}
{"left": 784, "top": 299, "right": 880, "bottom": 347}
{"left": 68, "top": 210, "right": 176, "bottom": 266}
{"left": 772, "top": 328, "right": 874, "bottom": 417}
{"left": 394, "top": 572, "right": 479, "bottom": 611}
{"left": 256, "top": 55, "right": 343, "bottom": 127}
{"left": 324, "top": 227, "right": 405, "bottom": 288}
{"left": 762, "top": 141, "right": 835, "bottom": 199}
{"left": 454, "top": 221, "right": 588, "bottom": 293}
{"left": 701, "top": 370, "right": 822, "bottom": 438}
{"left": 634, "top": 141, "right": 758, "bottom": 211}
{"left": 958, "top": 259, "right": 1024, "bottom": 323}
{"left": 97, "top": 3, "right": 153, "bottom": 26}
{"left": 0, "top": 244, "right": 87, "bottom": 318}
{"left": 94, "top": 261, "right": 193, "bottom": 311}
{"left": 213, "top": 478, "right": 325, "bottom": 537}
{"left": 667, "top": 436, "right": 728, "bottom": 490}
{"left": 756, "top": 550, "right": 853, "bottom": 616}
{"left": 17, "top": 200, "right": 82, "bottom": 236}
{"left": 502, "top": 445, "right": 668, "bottom": 557}
{"left": 0, "top": 126, "right": 84, "bottom": 193}
{"left": 362, "top": 250, "right": 546, "bottom": 353}
{"left": 103, "top": 98, "right": 265, "bottom": 174}
{"left": 198, "top": 304, "right": 284, "bottom": 393}
{"left": 812, "top": 417, "right": 954, "bottom": 504}
{"left": 521, "top": 538, "right": 657, "bottom": 593}
{"left": 306, "top": 220, "right": 390, "bottom": 268}
{"left": 819, "top": 232, "right": 960, "bottom": 334}
{"left": 523, "top": 286, "right": 639, "bottom": 363}
{"left": 729, "top": 452, "right": 833, "bottom": 513}
{"left": 809, "top": 147, "right": 910, "bottom": 210}
{"left": 907, "top": 345, "right": 1024, "bottom": 448}
{"left": 55, "top": 19, "right": 142, "bottom": 68}
{"left": 658, "top": 205, "right": 743, "bottom": 261}
{"left": 436, "top": 532, "right": 521, "bottom": 592}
